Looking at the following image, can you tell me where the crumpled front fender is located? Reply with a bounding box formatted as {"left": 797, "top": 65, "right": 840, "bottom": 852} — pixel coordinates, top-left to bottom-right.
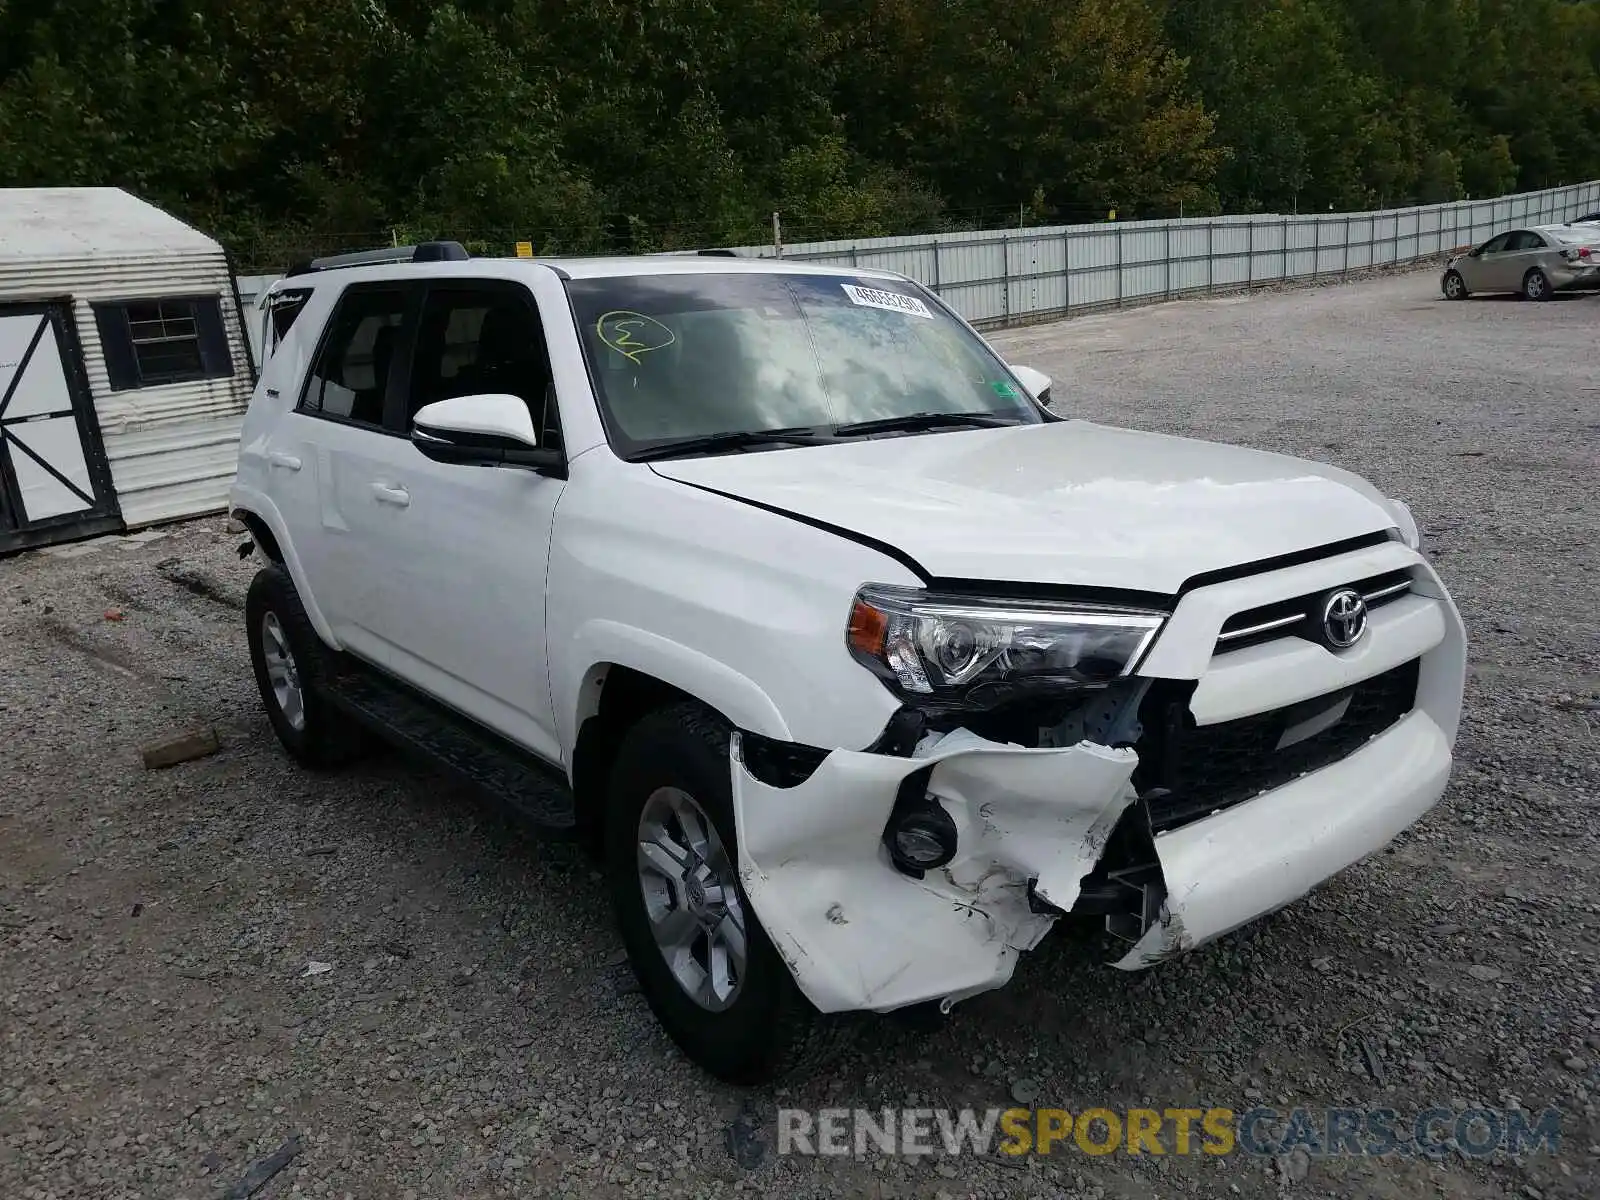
{"left": 730, "top": 730, "right": 1139, "bottom": 1014}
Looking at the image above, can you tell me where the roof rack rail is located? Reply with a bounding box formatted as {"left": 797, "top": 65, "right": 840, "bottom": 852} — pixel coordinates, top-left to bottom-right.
{"left": 648, "top": 247, "right": 741, "bottom": 259}
{"left": 285, "top": 240, "right": 470, "bottom": 277}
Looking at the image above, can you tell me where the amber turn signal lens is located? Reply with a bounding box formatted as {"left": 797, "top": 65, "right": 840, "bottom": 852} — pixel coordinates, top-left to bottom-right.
{"left": 847, "top": 598, "right": 888, "bottom": 659}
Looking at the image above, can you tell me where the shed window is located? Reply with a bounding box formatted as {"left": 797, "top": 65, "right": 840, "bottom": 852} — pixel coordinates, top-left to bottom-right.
{"left": 92, "top": 295, "right": 235, "bottom": 391}
{"left": 126, "top": 300, "right": 203, "bottom": 379}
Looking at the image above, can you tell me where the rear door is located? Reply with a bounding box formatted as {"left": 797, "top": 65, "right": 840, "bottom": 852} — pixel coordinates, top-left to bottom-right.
{"left": 1505, "top": 230, "right": 1549, "bottom": 287}
{"left": 286, "top": 282, "right": 419, "bottom": 652}
{"left": 0, "top": 304, "right": 120, "bottom": 552}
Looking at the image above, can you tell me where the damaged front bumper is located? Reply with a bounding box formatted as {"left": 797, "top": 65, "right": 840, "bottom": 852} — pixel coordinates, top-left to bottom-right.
{"left": 1109, "top": 709, "right": 1450, "bottom": 969}
{"left": 731, "top": 693, "right": 1455, "bottom": 1017}
{"left": 731, "top": 729, "right": 1142, "bottom": 1013}
{"left": 732, "top": 548, "right": 1465, "bottom": 1016}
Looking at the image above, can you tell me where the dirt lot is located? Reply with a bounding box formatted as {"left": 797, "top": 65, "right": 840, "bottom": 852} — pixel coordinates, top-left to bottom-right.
{"left": 3, "top": 271, "right": 1597, "bottom": 1200}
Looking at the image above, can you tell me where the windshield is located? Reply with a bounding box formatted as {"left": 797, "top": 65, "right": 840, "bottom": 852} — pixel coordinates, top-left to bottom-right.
{"left": 564, "top": 272, "right": 1044, "bottom": 457}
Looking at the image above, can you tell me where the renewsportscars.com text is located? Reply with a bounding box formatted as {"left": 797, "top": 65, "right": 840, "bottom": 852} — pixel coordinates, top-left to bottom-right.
{"left": 777, "top": 1105, "right": 1563, "bottom": 1160}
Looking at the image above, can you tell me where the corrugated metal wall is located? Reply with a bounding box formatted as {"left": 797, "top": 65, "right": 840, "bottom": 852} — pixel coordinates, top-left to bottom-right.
{"left": 735, "top": 180, "right": 1600, "bottom": 326}
{"left": 0, "top": 250, "right": 255, "bottom": 528}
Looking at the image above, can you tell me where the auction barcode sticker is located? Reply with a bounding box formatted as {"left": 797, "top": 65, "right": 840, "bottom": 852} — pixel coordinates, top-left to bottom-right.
{"left": 841, "top": 283, "right": 933, "bottom": 318}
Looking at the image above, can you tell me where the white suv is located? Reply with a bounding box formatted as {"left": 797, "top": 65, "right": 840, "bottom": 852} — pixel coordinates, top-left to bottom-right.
{"left": 230, "top": 244, "right": 1466, "bottom": 1083}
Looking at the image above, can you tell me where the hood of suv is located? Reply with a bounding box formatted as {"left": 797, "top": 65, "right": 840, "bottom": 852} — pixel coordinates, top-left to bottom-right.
{"left": 649, "top": 420, "right": 1397, "bottom": 595}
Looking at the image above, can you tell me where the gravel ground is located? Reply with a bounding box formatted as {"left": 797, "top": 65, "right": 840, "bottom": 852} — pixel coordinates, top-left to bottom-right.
{"left": 3, "top": 269, "right": 1597, "bottom": 1200}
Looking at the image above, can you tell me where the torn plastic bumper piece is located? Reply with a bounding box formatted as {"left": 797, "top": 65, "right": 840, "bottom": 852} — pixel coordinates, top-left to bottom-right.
{"left": 731, "top": 704, "right": 1453, "bottom": 1015}
{"left": 730, "top": 728, "right": 1141, "bottom": 1014}
{"left": 1113, "top": 708, "right": 1453, "bottom": 969}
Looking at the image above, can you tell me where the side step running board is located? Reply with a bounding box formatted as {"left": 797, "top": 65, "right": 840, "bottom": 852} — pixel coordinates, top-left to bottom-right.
{"left": 323, "top": 664, "right": 576, "bottom": 835}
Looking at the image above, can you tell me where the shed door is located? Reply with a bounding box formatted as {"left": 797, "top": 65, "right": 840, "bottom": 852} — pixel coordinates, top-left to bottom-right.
{"left": 0, "top": 304, "right": 120, "bottom": 553}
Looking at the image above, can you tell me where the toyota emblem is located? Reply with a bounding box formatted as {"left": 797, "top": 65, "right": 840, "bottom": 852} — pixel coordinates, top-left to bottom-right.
{"left": 1319, "top": 588, "right": 1369, "bottom": 649}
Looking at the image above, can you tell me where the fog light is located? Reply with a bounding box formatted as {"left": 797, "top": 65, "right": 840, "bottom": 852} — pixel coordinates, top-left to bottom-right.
{"left": 885, "top": 798, "right": 958, "bottom": 876}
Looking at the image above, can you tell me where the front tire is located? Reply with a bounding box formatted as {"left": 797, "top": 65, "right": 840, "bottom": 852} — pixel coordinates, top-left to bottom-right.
{"left": 605, "top": 701, "right": 837, "bottom": 1084}
{"left": 245, "top": 565, "right": 362, "bottom": 768}
{"left": 1442, "top": 270, "right": 1468, "bottom": 300}
{"left": 1523, "top": 268, "right": 1553, "bottom": 301}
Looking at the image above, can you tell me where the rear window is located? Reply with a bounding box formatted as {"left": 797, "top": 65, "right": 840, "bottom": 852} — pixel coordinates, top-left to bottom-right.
{"left": 260, "top": 287, "right": 314, "bottom": 360}
{"left": 269, "top": 288, "right": 314, "bottom": 340}
{"left": 564, "top": 272, "right": 1041, "bottom": 455}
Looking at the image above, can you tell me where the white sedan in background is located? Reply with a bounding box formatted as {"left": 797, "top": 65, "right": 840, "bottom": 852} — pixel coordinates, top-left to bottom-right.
{"left": 1442, "top": 224, "right": 1600, "bottom": 301}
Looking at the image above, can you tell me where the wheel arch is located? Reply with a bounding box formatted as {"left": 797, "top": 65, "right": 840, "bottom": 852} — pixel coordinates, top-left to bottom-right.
{"left": 232, "top": 507, "right": 284, "bottom": 563}
{"left": 565, "top": 646, "right": 790, "bottom": 857}
{"left": 228, "top": 491, "right": 339, "bottom": 647}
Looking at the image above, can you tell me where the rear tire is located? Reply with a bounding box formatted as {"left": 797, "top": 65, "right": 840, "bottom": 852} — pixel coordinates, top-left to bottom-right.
{"left": 1522, "top": 268, "right": 1552, "bottom": 301}
{"left": 605, "top": 701, "right": 841, "bottom": 1084}
{"left": 1442, "top": 270, "right": 1468, "bottom": 300}
{"left": 245, "top": 565, "right": 363, "bottom": 768}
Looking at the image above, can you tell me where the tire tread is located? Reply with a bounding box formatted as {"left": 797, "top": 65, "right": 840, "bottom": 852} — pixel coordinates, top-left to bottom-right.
{"left": 246, "top": 565, "right": 361, "bottom": 769}
{"left": 609, "top": 700, "right": 850, "bottom": 1084}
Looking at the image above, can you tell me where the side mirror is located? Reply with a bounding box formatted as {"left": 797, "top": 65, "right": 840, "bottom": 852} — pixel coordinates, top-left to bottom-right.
{"left": 411, "top": 393, "right": 565, "bottom": 476}
{"left": 1010, "top": 365, "right": 1053, "bottom": 408}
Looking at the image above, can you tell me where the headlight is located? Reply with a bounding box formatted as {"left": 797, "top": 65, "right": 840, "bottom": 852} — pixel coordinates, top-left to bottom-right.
{"left": 1385, "top": 498, "right": 1423, "bottom": 552}
{"left": 846, "top": 585, "right": 1167, "bottom": 703}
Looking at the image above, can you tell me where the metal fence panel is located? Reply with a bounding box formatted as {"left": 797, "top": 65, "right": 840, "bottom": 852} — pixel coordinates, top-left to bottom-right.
{"left": 733, "top": 179, "right": 1600, "bottom": 327}
{"left": 1211, "top": 223, "right": 1251, "bottom": 286}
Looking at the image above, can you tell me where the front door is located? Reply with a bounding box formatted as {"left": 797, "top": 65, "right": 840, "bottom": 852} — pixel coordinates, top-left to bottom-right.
{"left": 325, "top": 279, "right": 568, "bottom": 765}
{"left": 1465, "top": 232, "right": 1516, "bottom": 291}
{"left": 0, "top": 304, "right": 120, "bottom": 552}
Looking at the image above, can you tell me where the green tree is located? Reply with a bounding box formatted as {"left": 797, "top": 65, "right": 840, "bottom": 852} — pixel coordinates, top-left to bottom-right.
{"left": 828, "top": 0, "right": 1223, "bottom": 218}
{"left": 0, "top": 0, "right": 1595, "bottom": 266}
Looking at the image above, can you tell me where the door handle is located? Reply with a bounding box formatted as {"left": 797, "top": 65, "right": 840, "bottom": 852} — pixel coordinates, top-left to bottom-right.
{"left": 370, "top": 483, "right": 411, "bottom": 508}
{"left": 267, "top": 451, "right": 302, "bottom": 471}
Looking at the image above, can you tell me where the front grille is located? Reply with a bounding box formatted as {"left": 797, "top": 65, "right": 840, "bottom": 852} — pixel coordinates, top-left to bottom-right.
{"left": 1133, "top": 659, "right": 1420, "bottom": 832}
{"left": 1215, "top": 570, "right": 1413, "bottom": 653}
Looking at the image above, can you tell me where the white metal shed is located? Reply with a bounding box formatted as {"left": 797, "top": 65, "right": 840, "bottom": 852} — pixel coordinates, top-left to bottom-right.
{"left": 0, "top": 187, "right": 255, "bottom": 552}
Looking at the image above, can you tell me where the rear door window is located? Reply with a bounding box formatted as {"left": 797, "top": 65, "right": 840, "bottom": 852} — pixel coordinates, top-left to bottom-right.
{"left": 300, "top": 287, "right": 409, "bottom": 428}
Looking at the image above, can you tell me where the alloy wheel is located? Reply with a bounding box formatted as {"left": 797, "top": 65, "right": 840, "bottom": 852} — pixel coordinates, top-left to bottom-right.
{"left": 636, "top": 786, "right": 748, "bottom": 1011}
{"left": 260, "top": 611, "right": 306, "bottom": 732}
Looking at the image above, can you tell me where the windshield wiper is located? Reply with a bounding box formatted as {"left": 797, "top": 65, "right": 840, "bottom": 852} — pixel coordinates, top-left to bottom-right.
{"left": 629, "top": 428, "right": 829, "bottom": 462}
{"left": 830, "top": 411, "right": 1019, "bottom": 438}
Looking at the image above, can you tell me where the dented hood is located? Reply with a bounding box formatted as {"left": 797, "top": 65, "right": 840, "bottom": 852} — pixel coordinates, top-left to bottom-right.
{"left": 650, "top": 420, "right": 1396, "bottom": 593}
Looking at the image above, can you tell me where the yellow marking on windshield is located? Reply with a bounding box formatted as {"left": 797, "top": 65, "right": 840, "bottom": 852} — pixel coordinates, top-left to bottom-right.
{"left": 596, "top": 310, "right": 676, "bottom": 364}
